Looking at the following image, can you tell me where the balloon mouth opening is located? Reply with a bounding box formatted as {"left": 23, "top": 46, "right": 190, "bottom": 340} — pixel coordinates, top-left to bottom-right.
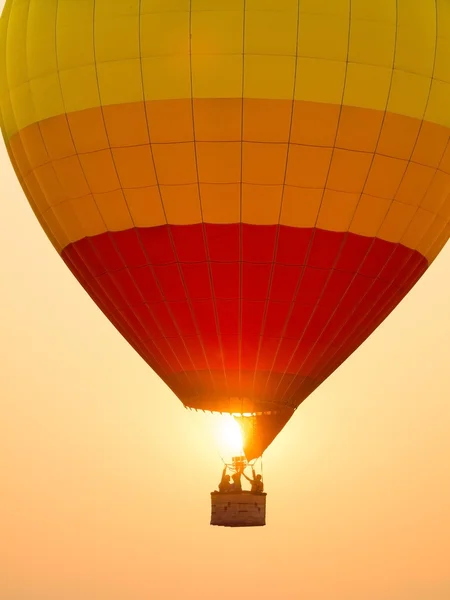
{"left": 185, "top": 408, "right": 288, "bottom": 417}
{"left": 186, "top": 405, "right": 295, "bottom": 460}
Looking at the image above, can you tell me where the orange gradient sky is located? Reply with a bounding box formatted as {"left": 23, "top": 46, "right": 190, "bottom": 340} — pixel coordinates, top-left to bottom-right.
{"left": 1, "top": 84, "right": 450, "bottom": 600}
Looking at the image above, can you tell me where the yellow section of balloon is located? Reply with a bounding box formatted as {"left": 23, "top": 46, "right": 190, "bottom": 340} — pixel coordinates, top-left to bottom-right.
{"left": 1, "top": 0, "right": 450, "bottom": 139}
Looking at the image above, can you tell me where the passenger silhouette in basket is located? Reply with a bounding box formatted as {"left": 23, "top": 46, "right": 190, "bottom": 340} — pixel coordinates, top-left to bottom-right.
{"left": 243, "top": 467, "right": 264, "bottom": 494}
{"left": 218, "top": 467, "right": 232, "bottom": 493}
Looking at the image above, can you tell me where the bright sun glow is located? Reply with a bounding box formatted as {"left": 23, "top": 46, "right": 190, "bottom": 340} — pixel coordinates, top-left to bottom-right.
{"left": 211, "top": 414, "right": 244, "bottom": 460}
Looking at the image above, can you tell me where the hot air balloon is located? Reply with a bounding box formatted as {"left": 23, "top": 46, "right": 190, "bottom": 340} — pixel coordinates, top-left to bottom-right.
{"left": 1, "top": 0, "right": 449, "bottom": 527}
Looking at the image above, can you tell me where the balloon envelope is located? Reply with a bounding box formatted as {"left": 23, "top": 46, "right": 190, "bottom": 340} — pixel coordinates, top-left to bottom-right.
{"left": 1, "top": 0, "right": 449, "bottom": 458}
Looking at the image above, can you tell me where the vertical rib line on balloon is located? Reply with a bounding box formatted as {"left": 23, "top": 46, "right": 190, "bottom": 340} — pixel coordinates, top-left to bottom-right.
{"left": 133, "top": 0, "right": 216, "bottom": 395}
{"left": 6, "top": 0, "right": 177, "bottom": 385}
{"left": 309, "top": 220, "right": 437, "bottom": 397}
{"left": 313, "top": 257, "right": 426, "bottom": 391}
{"left": 300, "top": 209, "right": 448, "bottom": 384}
{"left": 63, "top": 247, "right": 174, "bottom": 381}
{"left": 283, "top": 0, "right": 442, "bottom": 407}
{"left": 238, "top": 0, "right": 247, "bottom": 414}
{"left": 257, "top": 0, "right": 354, "bottom": 403}
{"left": 57, "top": 1, "right": 182, "bottom": 382}
{"left": 75, "top": 3, "right": 191, "bottom": 388}
{"left": 294, "top": 0, "right": 442, "bottom": 398}
{"left": 1, "top": 0, "right": 41, "bottom": 239}
{"left": 55, "top": 0, "right": 181, "bottom": 377}
{"left": 428, "top": 222, "right": 450, "bottom": 263}
{"left": 277, "top": 0, "right": 442, "bottom": 407}
{"left": 269, "top": 0, "right": 446, "bottom": 407}
{"left": 272, "top": 0, "right": 405, "bottom": 407}
{"left": 187, "top": 0, "right": 231, "bottom": 406}
{"left": 249, "top": 0, "right": 301, "bottom": 402}
{"left": 85, "top": 0, "right": 209, "bottom": 395}
{"left": 8, "top": 2, "right": 76, "bottom": 257}
{"left": 298, "top": 240, "right": 430, "bottom": 400}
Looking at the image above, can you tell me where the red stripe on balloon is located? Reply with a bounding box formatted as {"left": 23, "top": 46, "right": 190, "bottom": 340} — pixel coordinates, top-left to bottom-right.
{"left": 62, "top": 224, "right": 427, "bottom": 410}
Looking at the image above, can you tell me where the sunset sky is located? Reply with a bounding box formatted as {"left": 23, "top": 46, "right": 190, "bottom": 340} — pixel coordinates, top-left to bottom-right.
{"left": 1, "top": 0, "right": 450, "bottom": 597}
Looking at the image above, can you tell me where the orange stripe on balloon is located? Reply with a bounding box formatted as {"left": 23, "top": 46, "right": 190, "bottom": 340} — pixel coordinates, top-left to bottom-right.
{"left": 6, "top": 99, "right": 450, "bottom": 261}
